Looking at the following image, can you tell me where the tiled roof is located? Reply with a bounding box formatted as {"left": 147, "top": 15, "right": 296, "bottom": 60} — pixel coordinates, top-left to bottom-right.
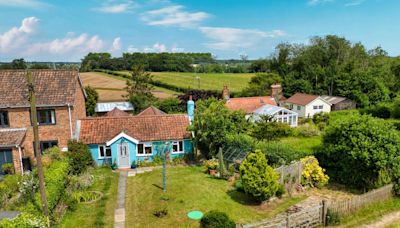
{"left": 137, "top": 106, "right": 166, "bottom": 116}
{"left": 0, "top": 128, "right": 26, "bottom": 147}
{"left": 225, "top": 96, "right": 277, "bottom": 113}
{"left": 79, "top": 114, "right": 191, "bottom": 144}
{"left": 104, "top": 107, "right": 131, "bottom": 117}
{"left": 286, "top": 93, "right": 319, "bottom": 106}
{"left": 0, "top": 70, "right": 81, "bottom": 108}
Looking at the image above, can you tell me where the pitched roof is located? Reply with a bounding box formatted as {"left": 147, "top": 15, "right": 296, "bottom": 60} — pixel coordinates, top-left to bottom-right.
{"left": 0, "top": 128, "right": 26, "bottom": 147}
{"left": 78, "top": 114, "right": 191, "bottom": 144}
{"left": 225, "top": 96, "right": 277, "bottom": 113}
{"left": 0, "top": 70, "right": 83, "bottom": 108}
{"left": 285, "top": 93, "right": 319, "bottom": 106}
{"left": 103, "top": 107, "right": 131, "bottom": 117}
{"left": 137, "top": 106, "right": 166, "bottom": 116}
{"left": 95, "top": 101, "right": 133, "bottom": 112}
{"left": 320, "top": 95, "right": 347, "bottom": 105}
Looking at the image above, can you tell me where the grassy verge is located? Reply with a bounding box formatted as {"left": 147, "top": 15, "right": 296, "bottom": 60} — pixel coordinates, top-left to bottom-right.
{"left": 333, "top": 197, "right": 400, "bottom": 227}
{"left": 126, "top": 166, "right": 305, "bottom": 227}
{"left": 57, "top": 167, "right": 119, "bottom": 228}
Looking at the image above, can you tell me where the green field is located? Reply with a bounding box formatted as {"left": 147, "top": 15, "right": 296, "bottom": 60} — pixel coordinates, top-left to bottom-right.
{"left": 116, "top": 71, "right": 254, "bottom": 92}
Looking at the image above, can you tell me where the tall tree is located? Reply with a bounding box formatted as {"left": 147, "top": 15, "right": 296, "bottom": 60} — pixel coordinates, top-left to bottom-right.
{"left": 124, "top": 65, "right": 155, "bottom": 113}
{"left": 84, "top": 86, "right": 99, "bottom": 116}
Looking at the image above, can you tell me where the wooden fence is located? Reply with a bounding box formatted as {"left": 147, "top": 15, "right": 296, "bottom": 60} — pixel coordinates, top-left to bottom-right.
{"left": 274, "top": 161, "right": 303, "bottom": 186}
{"left": 327, "top": 184, "right": 394, "bottom": 217}
{"left": 239, "top": 202, "right": 325, "bottom": 228}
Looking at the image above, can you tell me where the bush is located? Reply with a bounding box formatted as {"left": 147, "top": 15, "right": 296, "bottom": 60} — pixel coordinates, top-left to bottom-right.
{"left": 68, "top": 170, "right": 94, "bottom": 191}
{"left": 66, "top": 140, "right": 94, "bottom": 175}
{"left": 362, "top": 104, "right": 392, "bottom": 119}
{"left": 43, "top": 146, "right": 62, "bottom": 160}
{"left": 293, "top": 123, "right": 320, "bottom": 137}
{"left": 250, "top": 115, "right": 293, "bottom": 141}
{"left": 200, "top": 210, "right": 235, "bottom": 228}
{"left": 316, "top": 114, "right": 400, "bottom": 190}
{"left": 257, "top": 141, "right": 302, "bottom": 166}
{"left": 234, "top": 179, "right": 244, "bottom": 192}
{"left": 154, "top": 97, "right": 185, "bottom": 113}
{"left": 239, "top": 150, "right": 280, "bottom": 201}
{"left": 18, "top": 173, "right": 39, "bottom": 203}
{"left": 2, "top": 163, "right": 15, "bottom": 175}
{"left": 275, "top": 184, "right": 285, "bottom": 198}
{"left": 203, "top": 159, "right": 219, "bottom": 171}
{"left": 0, "top": 175, "right": 22, "bottom": 208}
{"left": 301, "top": 156, "right": 329, "bottom": 188}
{"left": 0, "top": 212, "right": 48, "bottom": 228}
{"left": 35, "top": 159, "right": 70, "bottom": 213}
{"left": 312, "top": 112, "right": 330, "bottom": 130}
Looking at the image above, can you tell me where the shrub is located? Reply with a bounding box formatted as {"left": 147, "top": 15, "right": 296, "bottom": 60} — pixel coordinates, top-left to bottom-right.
{"left": 43, "top": 146, "right": 62, "bottom": 160}
{"left": 66, "top": 140, "right": 94, "bottom": 175}
{"left": 239, "top": 150, "right": 280, "bottom": 201}
{"left": 250, "top": 115, "right": 293, "bottom": 141}
{"left": 18, "top": 173, "right": 39, "bottom": 203}
{"left": 35, "top": 159, "right": 70, "bottom": 213}
{"left": 2, "top": 163, "right": 15, "bottom": 175}
{"left": 275, "top": 184, "right": 285, "bottom": 198}
{"left": 316, "top": 114, "right": 400, "bottom": 190}
{"left": 293, "top": 123, "right": 320, "bottom": 137}
{"left": 68, "top": 171, "right": 95, "bottom": 191}
{"left": 0, "top": 175, "right": 22, "bottom": 208}
{"left": 234, "top": 179, "right": 244, "bottom": 192}
{"left": 203, "top": 158, "right": 219, "bottom": 171}
{"left": 0, "top": 212, "right": 48, "bottom": 228}
{"left": 200, "top": 210, "right": 235, "bottom": 228}
{"left": 312, "top": 112, "right": 330, "bottom": 130}
{"left": 362, "top": 104, "right": 392, "bottom": 119}
{"left": 301, "top": 156, "right": 329, "bottom": 188}
{"left": 171, "top": 156, "right": 185, "bottom": 165}
{"left": 257, "top": 141, "right": 302, "bottom": 166}
{"left": 154, "top": 97, "right": 185, "bottom": 113}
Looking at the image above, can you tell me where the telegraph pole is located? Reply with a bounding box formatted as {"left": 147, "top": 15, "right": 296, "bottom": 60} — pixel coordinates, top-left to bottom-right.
{"left": 26, "top": 71, "right": 49, "bottom": 217}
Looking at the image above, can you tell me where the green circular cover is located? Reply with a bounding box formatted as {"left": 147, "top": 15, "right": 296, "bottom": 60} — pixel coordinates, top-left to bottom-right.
{"left": 187, "top": 211, "right": 203, "bottom": 220}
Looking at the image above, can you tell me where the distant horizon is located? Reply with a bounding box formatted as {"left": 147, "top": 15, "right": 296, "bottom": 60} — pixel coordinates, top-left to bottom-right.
{"left": 1, "top": 0, "right": 399, "bottom": 61}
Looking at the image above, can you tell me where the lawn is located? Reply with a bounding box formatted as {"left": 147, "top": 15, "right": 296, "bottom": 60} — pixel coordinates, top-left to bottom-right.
{"left": 56, "top": 167, "right": 119, "bottom": 228}
{"left": 125, "top": 166, "right": 305, "bottom": 227}
{"left": 116, "top": 71, "right": 254, "bottom": 92}
{"left": 280, "top": 136, "right": 322, "bottom": 155}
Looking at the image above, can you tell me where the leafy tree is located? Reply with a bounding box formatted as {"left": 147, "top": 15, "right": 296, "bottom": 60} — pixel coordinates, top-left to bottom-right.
{"left": 240, "top": 73, "right": 282, "bottom": 97}
{"left": 239, "top": 149, "right": 280, "bottom": 201}
{"left": 67, "top": 140, "right": 94, "bottom": 175}
{"left": 154, "top": 97, "right": 185, "bottom": 113}
{"left": 11, "top": 58, "right": 27, "bottom": 69}
{"left": 249, "top": 115, "right": 292, "bottom": 141}
{"left": 124, "top": 66, "right": 155, "bottom": 114}
{"left": 84, "top": 86, "right": 99, "bottom": 116}
{"left": 316, "top": 114, "right": 400, "bottom": 190}
{"left": 190, "top": 98, "right": 248, "bottom": 158}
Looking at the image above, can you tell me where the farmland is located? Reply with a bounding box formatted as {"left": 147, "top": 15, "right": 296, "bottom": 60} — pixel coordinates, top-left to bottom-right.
{"left": 80, "top": 72, "right": 178, "bottom": 101}
{"left": 116, "top": 71, "right": 254, "bottom": 92}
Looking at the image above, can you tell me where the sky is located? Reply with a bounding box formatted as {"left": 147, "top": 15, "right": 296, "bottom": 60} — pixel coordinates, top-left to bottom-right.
{"left": 0, "top": 0, "right": 398, "bottom": 61}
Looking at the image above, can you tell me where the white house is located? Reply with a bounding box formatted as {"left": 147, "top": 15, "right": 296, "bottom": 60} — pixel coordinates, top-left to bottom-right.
{"left": 285, "top": 93, "right": 331, "bottom": 118}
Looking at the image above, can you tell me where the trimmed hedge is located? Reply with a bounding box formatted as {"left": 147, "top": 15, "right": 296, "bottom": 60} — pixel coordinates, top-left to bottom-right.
{"left": 200, "top": 210, "right": 235, "bottom": 228}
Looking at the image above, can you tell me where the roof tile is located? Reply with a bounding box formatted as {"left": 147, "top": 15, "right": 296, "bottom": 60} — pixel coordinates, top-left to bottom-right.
{"left": 225, "top": 96, "right": 277, "bottom": 113}
{"left": 0, "top": 128, "right": 26, "bottom": 147}
{"left": 286, "top": 93, "right": 319, "bottom": 106}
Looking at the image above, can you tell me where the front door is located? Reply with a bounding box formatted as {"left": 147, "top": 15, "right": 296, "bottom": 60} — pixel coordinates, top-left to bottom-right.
{"left": 0, "top": 149, "right": 13, "bottom": 174}
{"left": 118, "top": 143, "right": 130, "bottom": 168}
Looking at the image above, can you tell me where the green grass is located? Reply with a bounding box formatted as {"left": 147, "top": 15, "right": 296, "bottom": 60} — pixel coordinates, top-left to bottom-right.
{"left": 125, "top": 166, "right": 305, "bottom": 227}
{"left": 335, "top": 197, "right": 400, "bottom": 227}
{"left": 117, "top": 71, "right": 254, "bottom": 92}
{"left": 280, "top": 136, "right": 322, "bottom": 155}
{"left": 57, "top": 168, "right": 119, "bottom": 228}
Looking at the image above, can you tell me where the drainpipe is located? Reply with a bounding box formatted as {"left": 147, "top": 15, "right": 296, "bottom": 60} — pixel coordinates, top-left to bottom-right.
{"left": 17, "top": 145, "right": 24, "bottom": 175}
{"left": 67, "top": 103, "right": 73, "bottom": 139}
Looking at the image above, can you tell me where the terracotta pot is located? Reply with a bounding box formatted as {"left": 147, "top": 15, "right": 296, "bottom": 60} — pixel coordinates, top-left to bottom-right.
{"left": 209, "top": 169, "right": 217, "bottom": 176}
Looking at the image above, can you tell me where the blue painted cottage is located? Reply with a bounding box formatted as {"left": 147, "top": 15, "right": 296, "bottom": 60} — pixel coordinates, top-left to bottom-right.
{"left": 76, "top": 104, "right": 194, "bottom": 168}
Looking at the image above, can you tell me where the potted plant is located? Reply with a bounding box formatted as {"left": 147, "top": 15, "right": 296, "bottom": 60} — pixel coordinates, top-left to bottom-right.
{"left": 131, "top": 160, "right": 137, "bottom": 169}
{"left": 203, "top": 159, "right": 219, "bottom": 176}
{"left": 111, "top": 159, "right": 117, "bottom": 170}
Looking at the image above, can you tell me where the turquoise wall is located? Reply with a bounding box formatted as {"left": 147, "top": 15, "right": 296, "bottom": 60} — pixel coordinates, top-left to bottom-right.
{"left": 89, "top": 138, "right": 193, "bottom": 168}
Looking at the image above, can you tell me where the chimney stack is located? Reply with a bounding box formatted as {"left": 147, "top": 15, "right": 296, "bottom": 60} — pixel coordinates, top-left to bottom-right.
{"left": 271, "top": 84, "right": 283, "bottom": 104}
{"left": 187, "top": 95, "right": 195, "bottom": 123}
{"left": 222, "top": 85, "right": 230, "bottom": 101}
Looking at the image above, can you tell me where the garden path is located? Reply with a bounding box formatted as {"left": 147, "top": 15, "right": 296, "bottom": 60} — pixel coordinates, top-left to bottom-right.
{"left": 114, "top": 171, "right": 127, "bottom": 228}
{"left": 360, "top": 211, "right": 400, "bottom": 228}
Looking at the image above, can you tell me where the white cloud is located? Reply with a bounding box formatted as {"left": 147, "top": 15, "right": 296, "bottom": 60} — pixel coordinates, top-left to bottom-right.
{"left": 199, "top": 27, "right": 286, "bottom": 50}
{"left": 27, "top": 33, "right": 105, "bottom": 55}
{"left": 141, "top": 5, "right": 210, "bottom": 28}
{"left": 93, "top": 1, "right": 137, "bottom": 13}
{"left": 127, "top": 43, "right": 183, "bottom": 53}
{"left": 127, "top": 45, "right": 139, "bottom": 52}
{"left": 0, "top": 0, "right": 49, "bottom": 8}
{"left": 0, "top": 17, "right": 39, "bottom": 53}
{"left": 110, "top": 37, "right": 122, "bottom": 52}
{"left": 345, "top": 0, "right": 365, "bottom": 6}
{"left": 308, "top": 0, "right": 334, "bottom": 5}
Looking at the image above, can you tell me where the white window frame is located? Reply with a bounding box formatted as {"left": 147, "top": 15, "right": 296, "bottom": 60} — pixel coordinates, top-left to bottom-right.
{"left": 313, "top": 105, "right": 318, "bottom": 110}
{"left": 171, "top": 140, "right": 184, "bottom": 154}
{"left": 98, "top": 145, "right": 112, "bottom": 159}
{"left": 137, "top": 142, "right": 153, "bottom": 156}
{"left": 318, "top": 105, "right": 323, "bottom": 109}
{"left": 297, "top": 105, "right": 301, "bottom": 111}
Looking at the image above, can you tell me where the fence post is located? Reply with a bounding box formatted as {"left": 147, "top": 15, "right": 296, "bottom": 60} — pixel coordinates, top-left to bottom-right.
{"left": 322, "top": 200, "right": 327, "bottom": 226}
{"left": 286, "top": 211, "right": 290, "bottom": 228}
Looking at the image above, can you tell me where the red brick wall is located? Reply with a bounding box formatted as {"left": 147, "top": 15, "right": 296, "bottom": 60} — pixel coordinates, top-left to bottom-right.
{"left": 72, "top": 78, "right": 87, "bottom": 133}
{"left": 11, "top": 147, "right": 22, "bottom": 174}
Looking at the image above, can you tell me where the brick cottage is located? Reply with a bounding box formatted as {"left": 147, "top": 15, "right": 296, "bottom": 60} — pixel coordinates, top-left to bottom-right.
{"left": 0, "top": 70, "right": 86, "bottom": 174}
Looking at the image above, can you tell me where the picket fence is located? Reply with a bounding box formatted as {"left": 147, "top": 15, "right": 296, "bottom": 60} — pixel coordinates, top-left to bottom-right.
{"left": 274, "top": 161, "right": 304, "bottom": 186}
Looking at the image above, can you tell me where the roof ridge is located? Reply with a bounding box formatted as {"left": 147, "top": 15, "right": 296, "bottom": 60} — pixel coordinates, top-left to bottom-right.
{"left": 82, "top": 113, "right": 187, "bottom": 121}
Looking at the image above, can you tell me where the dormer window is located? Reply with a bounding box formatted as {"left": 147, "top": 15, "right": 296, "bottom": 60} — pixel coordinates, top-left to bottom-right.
{"left": 0, "top": 111, "right": 9, "bottom": 127}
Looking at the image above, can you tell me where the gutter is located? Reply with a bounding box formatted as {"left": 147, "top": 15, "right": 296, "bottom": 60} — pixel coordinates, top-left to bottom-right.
{"left": 67, "top": 103, "right": 73, "bottom": 138}
{"left": 17, "top": 145, "right": 23, "bottom": 175}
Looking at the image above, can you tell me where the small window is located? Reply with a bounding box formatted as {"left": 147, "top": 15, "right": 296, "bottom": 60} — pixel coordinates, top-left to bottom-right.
{"left": 137, "top": 143, "right": 152, "bottom": 156}
{"left": 0, "top": 111, "right": 9, "bottom": 127}
{"left": 34, "top": 140, "right": 58, "bottom": 156}
{"left": 99, "top": 145, "right": 112, "bottom": 159}
{"left": 313, "top": 106, "right": 318, "bottom": 110}
{"left": 297, "top": 106, "right": 301, "bottom": 111}
{"left": 172, "top": 141, "right": 184, "bottom": 154}
{"left": 289, "top": 104, "right": 293, "bottom": 110}
{"left": 35, "top": 109, "right": 56, "bottom": 125}
{"left": 318, "top": 105, "right": 323, "bottom": 109}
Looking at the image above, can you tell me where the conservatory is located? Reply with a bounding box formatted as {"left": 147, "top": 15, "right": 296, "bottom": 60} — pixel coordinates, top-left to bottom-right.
{"left": 250, "top": 104, "right": 298, "bottom": 127}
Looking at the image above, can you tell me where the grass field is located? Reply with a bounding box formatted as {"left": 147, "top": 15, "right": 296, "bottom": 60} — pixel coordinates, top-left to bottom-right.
{"left": 125, "top": 166, "right": 305, "bottom": 227}
{"left": 116, "top": 71, "right": 254, "bottom": 92}
{"left": 80, "top": 72, "right": 178, "bottom": 101}
{"left": 57, "top": 167, "right": 119, "bottom": 228}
